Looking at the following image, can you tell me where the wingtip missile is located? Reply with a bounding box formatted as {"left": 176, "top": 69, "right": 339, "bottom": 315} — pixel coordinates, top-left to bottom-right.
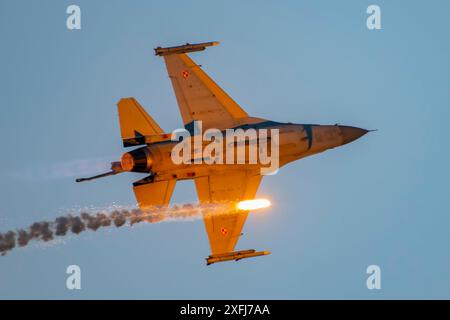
{"left": 154, "top": 41, "right": 220, "bottom": 56}
{"left": 206, "top": 249, "right": 271, "bottom": 265}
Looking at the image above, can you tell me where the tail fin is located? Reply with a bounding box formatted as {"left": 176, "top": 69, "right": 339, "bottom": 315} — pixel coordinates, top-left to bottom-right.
{"left": 117, "top": 98, "right": 164, "bottom": 147}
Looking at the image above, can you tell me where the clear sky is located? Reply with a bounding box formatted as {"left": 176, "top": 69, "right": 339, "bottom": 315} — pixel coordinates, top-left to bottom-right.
{"left": 0, "top": 0, "right": 449, "bottom": 299}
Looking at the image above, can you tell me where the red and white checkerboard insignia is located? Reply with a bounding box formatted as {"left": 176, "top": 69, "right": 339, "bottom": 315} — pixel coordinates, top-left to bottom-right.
{"left": 220, "top": 227, "right": 228, "bottom": 236}
{"left": 182, "top": 70, "right": 189, "bottom": 79}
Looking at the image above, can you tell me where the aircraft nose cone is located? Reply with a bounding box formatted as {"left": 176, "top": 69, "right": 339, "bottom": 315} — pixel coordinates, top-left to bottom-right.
{"left": 339, "top": 126, "right": 368, "bottom": 145}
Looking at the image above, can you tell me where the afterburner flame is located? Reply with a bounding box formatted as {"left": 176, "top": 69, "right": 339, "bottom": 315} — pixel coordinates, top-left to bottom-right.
{"left": 236, "top": 199, "right": 271, "bottom": 211}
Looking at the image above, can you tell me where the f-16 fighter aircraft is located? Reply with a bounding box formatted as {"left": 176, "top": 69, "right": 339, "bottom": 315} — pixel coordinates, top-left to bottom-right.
{"left": 77, "top": 41, "right": 369, "bottom": 265}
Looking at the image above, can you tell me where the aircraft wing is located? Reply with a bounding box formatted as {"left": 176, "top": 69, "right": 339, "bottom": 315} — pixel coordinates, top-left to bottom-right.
{"left": 194, "top": 171, "right": 262, "bottom": 255}
{"left": 161, "top": 51, "right": 249, "bottom": 131}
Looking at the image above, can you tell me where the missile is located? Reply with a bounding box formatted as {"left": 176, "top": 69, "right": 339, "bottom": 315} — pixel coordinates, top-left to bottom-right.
{"left": 206, "top": 249, "right": 271, "bottom": 265}
{"left": 154, "top": 41, "right": 220, "bottom": 56}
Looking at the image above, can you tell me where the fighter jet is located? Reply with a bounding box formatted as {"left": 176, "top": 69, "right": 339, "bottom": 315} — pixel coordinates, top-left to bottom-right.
{"left": 77, "top": 41, "right": 369, "bottom": 265}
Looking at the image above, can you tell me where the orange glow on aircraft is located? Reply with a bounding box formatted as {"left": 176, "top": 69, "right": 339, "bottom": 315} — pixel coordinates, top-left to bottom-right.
{"left": 76, "top": 41, "right": 369, "bottom": 265}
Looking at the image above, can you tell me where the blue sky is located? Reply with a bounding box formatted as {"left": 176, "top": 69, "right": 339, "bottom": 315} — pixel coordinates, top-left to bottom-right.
{"left": 0, "top": 0, "right": 449, "bottom": 299}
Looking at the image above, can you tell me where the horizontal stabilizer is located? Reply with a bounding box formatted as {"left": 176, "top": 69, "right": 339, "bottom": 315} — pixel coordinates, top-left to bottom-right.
{"left": 133, "top": 176, "right": 176, "bottom": 209}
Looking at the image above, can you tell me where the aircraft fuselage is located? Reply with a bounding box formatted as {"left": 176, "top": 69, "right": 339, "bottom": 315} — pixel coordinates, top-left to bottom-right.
{"left": 119, "top": 122, "right": 368, "bottom": 181}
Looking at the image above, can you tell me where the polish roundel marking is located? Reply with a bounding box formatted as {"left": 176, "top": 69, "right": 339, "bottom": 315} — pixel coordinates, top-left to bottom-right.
{"left": 220, "top": 227, "right": 228, "bottom": 236}
{"left": 182, "top": 70, "right": 189, "bottom": 79}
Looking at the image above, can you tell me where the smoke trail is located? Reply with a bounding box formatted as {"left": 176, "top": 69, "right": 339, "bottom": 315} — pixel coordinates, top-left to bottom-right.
{"left": 8, "top": 156, "right": 115, "bottom": 181}
{"left": 0, "top": 202, "right": 236, "bottom": 256}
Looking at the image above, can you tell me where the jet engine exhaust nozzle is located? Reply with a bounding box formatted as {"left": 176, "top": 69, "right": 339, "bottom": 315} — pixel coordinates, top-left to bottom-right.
{"left": 120, "top": 148, "right": 153, "bottom": 173}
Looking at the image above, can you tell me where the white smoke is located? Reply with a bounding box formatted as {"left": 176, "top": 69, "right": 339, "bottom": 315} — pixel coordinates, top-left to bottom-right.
{"left": 8, "top": 156, "right": 116, "bottom": 181}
